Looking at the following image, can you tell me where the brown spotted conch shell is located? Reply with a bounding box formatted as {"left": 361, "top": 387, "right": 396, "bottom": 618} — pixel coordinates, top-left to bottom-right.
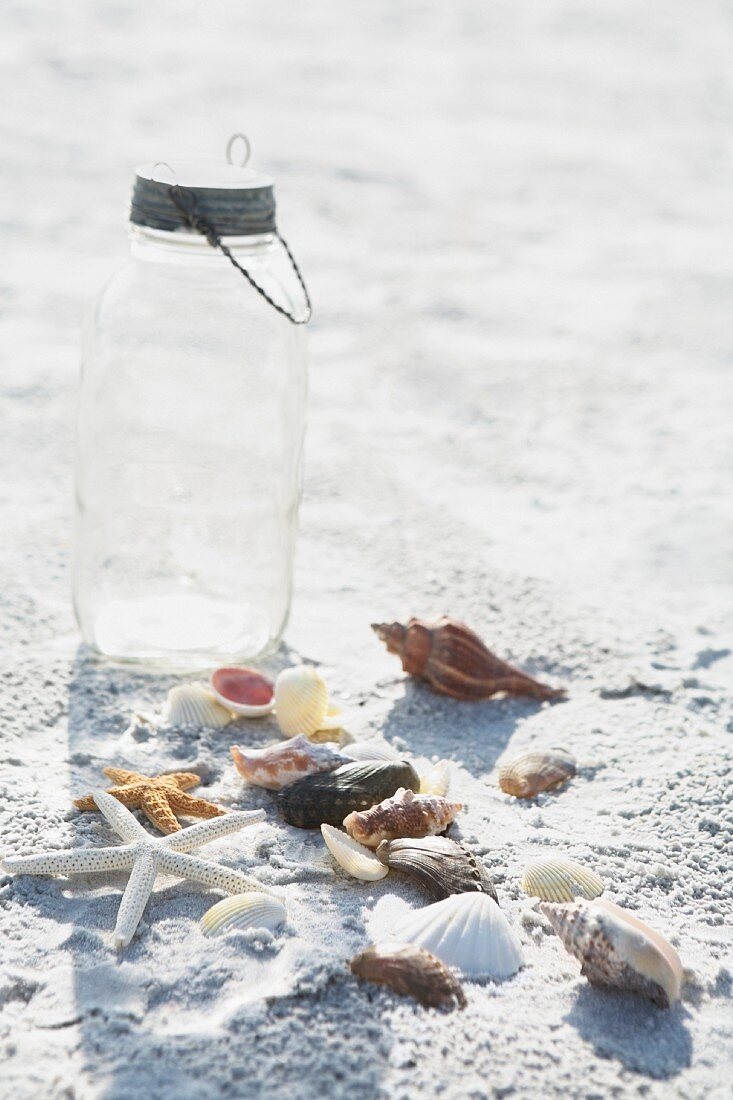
{"left": 343, "top": 787, "right": 462, "bottom": 848}
{"left": 371, "top": 616, "right": 564, "bottom": 701}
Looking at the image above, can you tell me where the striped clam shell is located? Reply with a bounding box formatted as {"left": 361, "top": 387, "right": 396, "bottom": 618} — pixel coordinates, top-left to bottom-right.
{"left": 350, "top": 942, "right": 466, "bottom": 1010}
{"left": 274, "top": 666, "right": 342, "bottom": 738}
{"left": 201, "top": 893, "right": 286, "bottom": 937}
{"left": 341, "top": 739, "right": 400, "bottom": 763}
{"left": 498, "top": 748, "right": 576, "bottom": 799}
{"left": 321, "top": 824, "right": 388, "bottom": 881}
{"left": 163, "top": 683, "right": 233, "bottom": 729}
{"left": 521, "top": 857, "right": 604, "bottom": 902}
{"left": 377, "top": 835, "right": 498, "bottom": 902}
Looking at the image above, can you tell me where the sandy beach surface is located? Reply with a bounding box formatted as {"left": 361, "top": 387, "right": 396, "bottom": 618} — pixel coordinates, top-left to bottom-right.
{"left": 2, "top": 2, "right": 732, "bottom": 1097}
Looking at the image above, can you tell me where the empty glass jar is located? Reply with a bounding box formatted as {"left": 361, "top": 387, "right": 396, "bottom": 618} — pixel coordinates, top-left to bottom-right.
{"left": 73, "top": 142, "right": 310, "bottom": 667}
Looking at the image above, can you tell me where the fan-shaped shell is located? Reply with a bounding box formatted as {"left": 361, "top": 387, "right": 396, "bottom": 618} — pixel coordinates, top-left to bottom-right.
{"left": 231, "top": 736, "right": 348, "bottom": 791}
{"left": 541, "top": 897, "right": 682, "bottom": 1008}
{"left": 163, "top": 684, "right": 232, "bottom": 729}
{"left": 392, "top": 892, "right": 524, "bottom": 980}
{"left": 341, "top": 740, "right": 400, "bottom": 762}
{"left": 521, "top": 857, "right": 604, "bottom": 902}
{"left": 274, "top": 666, "right": 342, "bottom": 738}
{"left": 350, "top": 942, "right": 466, "bottom": 1009}
{"left": 277, "top": 760, "right": 420, "bottom": 829}
{"left": 321, "top": 824, "right": 389, "bottom": 881}
{"left": 344, "top": 788, "right": 462, "bottom": 848}
{"left": 201, "top": 893, "right": 286, "bottom": 937}
{"left": 377, "top": 836, "right": 498, "bottom": 902}
{"left": 498, "top": 748, "right": 576, "bottom": 798}
{"left": 210, "top": 667, "right": 275, "bottom": 717}
{"left": 419, "top": 759, "right": 451, "bottom": 797}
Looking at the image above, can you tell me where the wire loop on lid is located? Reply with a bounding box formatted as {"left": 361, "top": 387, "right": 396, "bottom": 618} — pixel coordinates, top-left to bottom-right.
{"left": 226, "top": 133, "right": 252, "bottom": 168}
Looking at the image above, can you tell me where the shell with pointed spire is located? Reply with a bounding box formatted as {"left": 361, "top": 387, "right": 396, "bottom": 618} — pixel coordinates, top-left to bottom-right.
{"left": 321, "top": 824, "right": 389, "bottom": 881}
{"left": 377, "top": 835, "right": 498, "bottom": 902}
{"left": 521, "top": 856, "right": 604, "bottom": 902}
{"left": 371, "top": 617, "right": 564, "bottom": 701}
{"left": 541, "top": 897, "right": 683, "bottom": 1008}
{"left": 392, "top": 892, "right": 524, "bottom": 980}
{"left": 498, "top": 748, "right": 576, "bottom": 798}
{"left": 231, "top": 736, "right": 348, "bottom": 791}
{"left": 344, "top": 787, "right": 462, "bottom": 848}
{"left": 350, "top": 943, "right": 467, "bottom": 1009}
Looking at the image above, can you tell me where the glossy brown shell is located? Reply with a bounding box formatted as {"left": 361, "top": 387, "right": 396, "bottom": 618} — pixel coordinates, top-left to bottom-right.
{"left": 350, "top": 942, "right": 467, "bottom": 1009}
{"left": 276, "top": 760, "right": 420, "bottom": 829}
{"left": 498, "top": 748, "right": 576, "bottom": 799}
{"left": 371, "top": 617, "right": 564, "bottom": 701}
{"left": 376, "top": 835, "right": 498, "bottom": 902}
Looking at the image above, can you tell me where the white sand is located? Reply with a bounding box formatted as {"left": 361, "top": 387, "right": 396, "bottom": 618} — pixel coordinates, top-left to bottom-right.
{"left": 1, "top": 2, "right": 732, "bottom": 1097}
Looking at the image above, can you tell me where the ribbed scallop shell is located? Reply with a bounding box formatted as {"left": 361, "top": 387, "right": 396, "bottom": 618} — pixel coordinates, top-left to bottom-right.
{"left": 231, "top": 736, "right": 348, "bottom": 791}
{"left": 277, "top": 760, "right": 421, "bottom": 829}
{"left": 321, "top": 824, "right": 389, "bottom": 881}
{"left": 341, "top": 740, "right": 401, "bottom": 762}
{"left": 521, "top": 857, "right": 604, "bottom": 902}
{"left": 541, "top": 897, "right": 683, "bottom": 1008}
{"left": 274, "top": 666, "right": 342, "bottom": 738}
{"left": 344, "top": 788, "right": 462, "bottom": 848}
{"left": 419, "top": 760, "right": 451, "bottom": 797}
{"left": 350, "top": 942, "right": 466, "bottom": 1009}
{"left": 392, "top": 892, "right": 524, "bottom": 980}
{"left": 377, "top": 836, "right": 498, "bottom": 902}
{"left": 498, "top": 748, "right": 576, "bottom": 798}
{"left": 210, "top": 667, "right": 275, "bottom": 717}
{"left": 201, "top": 893, "right": 286, "bottom": 937}
{"left": 163, "top": 684, "right": 233, "bottom": 729}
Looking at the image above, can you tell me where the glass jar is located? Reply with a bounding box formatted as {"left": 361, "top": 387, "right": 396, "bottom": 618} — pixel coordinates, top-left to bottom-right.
{"left": 73, "top": 150, "right": 309, "bottom": 667}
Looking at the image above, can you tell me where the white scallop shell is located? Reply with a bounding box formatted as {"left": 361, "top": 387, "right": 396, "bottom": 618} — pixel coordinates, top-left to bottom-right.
{"left": 201, "top": 893, "right": 286, "bottom": 937}
{"left": 163, "top": 683, "right": 232, "bottom": 729}
{"left": 341, "top": 739, "right": 400, "bottom": 762}
{"left": 321, "top": 824, "right": 389, "bottom": 882}
{"left": 392, "top": 892, "right": 524, "bottom": 980}
{"left": 275, "top": 666, "right": 342, "bottom": 738}
{"left": 521, "top": 857, "right": 604, "bottom": 902}
{"left": 419, "top": 759, "right": 451, "bottom": 797}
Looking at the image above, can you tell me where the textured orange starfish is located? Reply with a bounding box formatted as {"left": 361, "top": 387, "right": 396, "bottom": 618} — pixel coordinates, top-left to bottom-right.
{"left": 74, "top": 768, "right": 226, "bottom": 834}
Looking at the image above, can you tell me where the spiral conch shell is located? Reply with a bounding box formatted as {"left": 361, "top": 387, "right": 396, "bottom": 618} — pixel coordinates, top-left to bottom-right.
{"left": 350, "top": 943, "right": 467, "bottom": 1010}
{"left": 343, "top": 787, "right": 462, "bottom": 848}
{"left": 231, "top": 736, "right": 348, "bottom": 791}
{"left": 541, "top": 898, "right": 683, "bottom": 1008}
{"left": 274, "top": 666, "right": 344, "bottom": 740}
{"left": 498, "top": 748, "right": 576, "bottom": 799}
{"left": 521, "top": 856, "right": 604, "bottom": 902}
{"left": 372, "top": 616, "right": 564, "bottom": 701}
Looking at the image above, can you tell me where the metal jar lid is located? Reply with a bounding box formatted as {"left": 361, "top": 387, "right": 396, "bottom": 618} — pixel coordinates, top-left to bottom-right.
{"left": 130, "top": 136, "right": 276, "bottom": 237}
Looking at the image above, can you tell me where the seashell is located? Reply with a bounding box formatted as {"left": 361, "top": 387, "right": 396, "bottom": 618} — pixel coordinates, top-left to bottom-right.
{"left": 231, "top": 736, "right": 348, "bottom": 791}
{"left": 341, "top": 739, "right": 401, "bottom": 763}
{"left": 392, "top": 892, "right": 524, "bottom": 980}
{"left": 344, "top": 788, "right": 462, "bottom": 848}
{"left": 419, "top": 759, "right": 451, "bottom": 797}
{"left": 350, "top": 942, "right": 466, "bottom": 1009}
{"left": 201, "top": 892, "right": 286, "bottom": 937}
{"left": 210, "top": 667, "right": 275, "bottom": 717}
{"left": 321, "top": 824, "right": 389, "bottom": 881}
{"left": 274, "top": 666, "right": 343, "bottom": 739}
{"left": 521, "top": 856, "right": 604, "bottom": 902}
{"left": 277, "top": 760, "right": 420, "bottom": 829}
{"left": 372, "top": 616, "right": 564, "bottom": 701}
{"left": 163, "top": 683, "right": 233, "bottom": 729}
{"left": 498, "top": 748, "right": 576, "bottom": 799}
{"left": 376, "top": 835, "right": 498, "bottom": 902}
{"left": 541, "top": 897, "right": 682, "bottom": 1008}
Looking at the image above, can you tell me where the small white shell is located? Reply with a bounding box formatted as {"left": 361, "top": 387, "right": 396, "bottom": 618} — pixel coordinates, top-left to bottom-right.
{"left": 321, "top": 824, "right": 389, "bottom": 882}
{"left": 275, "top": 666, "right": 342, "bottom": 738}
{"left": 419, "top": 759, "right": 451, "bottom": 797}
{"left": 341, "top": 740, "right": 400, "bottom": 762}
{"left": 521, "top": 857, "right": 604, "bottom": 902}
{"left": 392, "top": 892, "right": 524, "bottom": 980}
{"left": 163, "top": 683, "right": 232, "bottom": 729}
{"left": 201, "top": 893, "right": 286, "bottom": 937}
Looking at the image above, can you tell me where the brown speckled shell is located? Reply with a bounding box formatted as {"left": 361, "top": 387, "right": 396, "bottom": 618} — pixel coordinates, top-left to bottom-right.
{"left": 371, "top": 617, "right": 564, "bottom": 701}
{"left": 343, "top": 788, "right": 462, "bottom": 848}
{"left": 350, "top": 942, "right": 467, "bottom": 1010}
{"left": 376, "top": 835, "right": 498, "bottom": 903}
{"left": 498, "top": 748, "right": 576, "bottom": 798}
{"left": 276, "top": 760, "right": 420, "bottom": 829}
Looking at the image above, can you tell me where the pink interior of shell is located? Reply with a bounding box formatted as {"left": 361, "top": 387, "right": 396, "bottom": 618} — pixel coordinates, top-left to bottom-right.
{"left": 212, "top": 667, "right": 274, "bottom": 706}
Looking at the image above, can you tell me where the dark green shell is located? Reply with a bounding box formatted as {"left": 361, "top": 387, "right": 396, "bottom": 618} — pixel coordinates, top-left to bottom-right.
{"left": 376, "top": 835, "right": 498, "bottom": 902}
{"left": 277, "top": 760, "right": 420, "bottom": 829}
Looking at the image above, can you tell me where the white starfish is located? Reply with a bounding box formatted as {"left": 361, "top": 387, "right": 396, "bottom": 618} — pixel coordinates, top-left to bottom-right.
{"left": 2, "top": 790, "right": 269, "bottom": 949}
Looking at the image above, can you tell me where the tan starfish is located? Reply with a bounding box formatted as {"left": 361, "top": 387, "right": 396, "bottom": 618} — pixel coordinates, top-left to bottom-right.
{"left": 74, "top": 768, "right": 226, "bottom": 834}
